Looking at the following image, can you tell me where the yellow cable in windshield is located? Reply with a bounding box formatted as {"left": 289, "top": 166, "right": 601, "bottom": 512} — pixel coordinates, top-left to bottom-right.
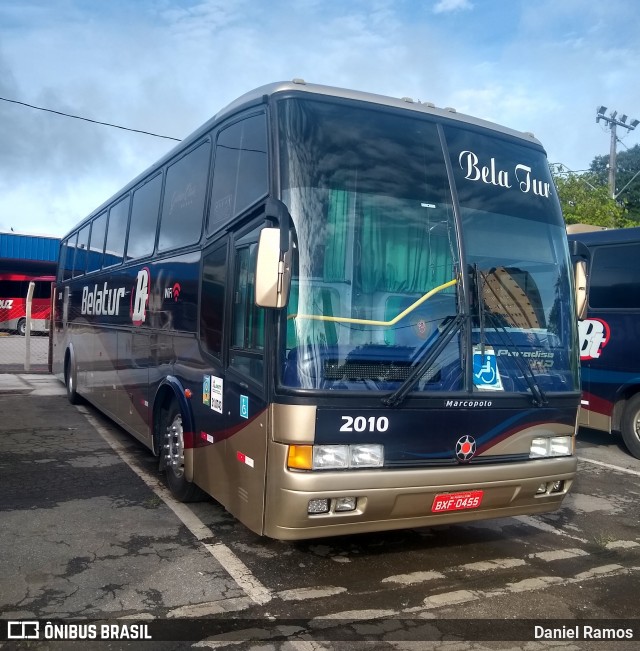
{"left": 287, "top": 278, "right": 457, "bottom": 327}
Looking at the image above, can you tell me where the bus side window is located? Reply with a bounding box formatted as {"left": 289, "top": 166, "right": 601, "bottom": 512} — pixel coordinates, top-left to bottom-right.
{"left": 60, "top": 237, "right": 74, "bottom": 281}
{"left": 158, "top": 141, "right": 211, "bottom": 252}
{"left": 86, "top": 212, "right": 107, "bottom": 273}
{"left": 72, "top": 224, "right": 90, "bottom": 277}
{"left": 104, "top": 196, "right": 130, "bottom": 267}
{"left": 127, "top": 173, "right": 162, "bottom": 260}
{"left": 208, "top": 113, "right": 268, "bottom": 235}
{"left": 200, "top": 241, "right": 227, "bottom": 360}
{"left": 230, "top": 237, "right": 264, "bottom": 383}
{"left": 589, "top": 243, "right": 640, "bottom": 310}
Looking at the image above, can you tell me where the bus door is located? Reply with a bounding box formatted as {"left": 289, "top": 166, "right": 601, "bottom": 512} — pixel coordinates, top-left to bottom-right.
{"left": 223, "top": 223, "right": 270, "bottom": 534}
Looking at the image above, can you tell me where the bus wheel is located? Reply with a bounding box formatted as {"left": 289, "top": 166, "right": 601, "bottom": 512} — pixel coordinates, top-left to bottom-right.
{"left": 162, "top": 401, "right": 205, "bottom": 502}
{"left": 65, "top": 355, "right": 81, "bottom": 405}
{"left": 17, "top": 319, "right": 26, "bottom": 336}
{"left": 621, "top": 394, "right": 640, "bottom": 459}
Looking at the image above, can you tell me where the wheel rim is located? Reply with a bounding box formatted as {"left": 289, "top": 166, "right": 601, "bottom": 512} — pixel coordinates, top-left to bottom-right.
{"left": 164, "top": 413, "right": 185, "bottom": 478}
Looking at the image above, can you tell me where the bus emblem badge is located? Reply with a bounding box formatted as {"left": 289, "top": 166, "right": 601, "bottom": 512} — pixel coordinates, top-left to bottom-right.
{"left": 578, "top": 318, "right": 610, "bottom": 360}
{"left": 131, "top": 267, "right": 150, "bottom": 326}
{"left": 456, "top": 435, "right": 476, "bottom": 462}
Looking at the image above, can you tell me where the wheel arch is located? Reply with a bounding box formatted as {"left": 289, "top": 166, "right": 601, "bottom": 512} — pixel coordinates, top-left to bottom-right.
{"left": 612, "top": 383, "right": 640, "bottom": 432}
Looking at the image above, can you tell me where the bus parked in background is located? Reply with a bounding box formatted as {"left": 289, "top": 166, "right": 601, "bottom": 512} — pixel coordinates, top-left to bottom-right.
{"left": 568, "top": 226, "right": 640, "bottom": 458}
{"left": 0, "top": 273, "right": 54, "bottom": 335}
{"left": 54, "top": 81, "right": 581, "bottom": 540}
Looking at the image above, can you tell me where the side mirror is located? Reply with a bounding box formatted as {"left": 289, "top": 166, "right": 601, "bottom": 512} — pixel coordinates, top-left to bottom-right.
{"left": 574, "top": 259, "right": 587, "bottom": 321}
{"left": 255, "top": 228, "right": 291, "bottom": 308}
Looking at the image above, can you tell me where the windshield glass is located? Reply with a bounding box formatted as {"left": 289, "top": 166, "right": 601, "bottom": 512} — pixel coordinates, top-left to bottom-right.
{"left": 278, "top": 98, "right": 461, "bottom": 392}
{"left": 277, "top": 98, "right": 578, "bottom": 394}
{"left": 444, "top": 125, "right": 579, "bottom": 394}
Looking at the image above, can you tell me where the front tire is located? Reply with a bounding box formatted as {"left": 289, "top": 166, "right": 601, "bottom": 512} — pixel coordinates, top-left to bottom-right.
{"left": 17, "top": 319, "right": 26, "bottom": 336}
{"left": 161, "top": 400, "right": 205, "bottom": 502}
{"left": 621, "top": 393, "right": 640, "bottom": 459}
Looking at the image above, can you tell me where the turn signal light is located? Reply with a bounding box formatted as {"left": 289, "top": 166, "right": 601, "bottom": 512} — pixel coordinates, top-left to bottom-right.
{"left": 287, "top": 445, "right": 313, "bottom": 470}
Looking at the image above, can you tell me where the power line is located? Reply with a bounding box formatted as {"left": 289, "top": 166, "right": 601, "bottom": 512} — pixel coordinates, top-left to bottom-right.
{"left": 0, "top": 95, "right": 182, "bottom": 142}
{"left": 550, "top": 163, "right": 592, "bottom": 175}
{"left": 550, "top": 163, "right": 598, "bottom": 191}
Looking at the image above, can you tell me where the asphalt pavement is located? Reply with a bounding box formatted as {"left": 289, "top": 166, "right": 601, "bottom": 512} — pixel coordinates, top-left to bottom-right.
{"left": 2, "top": 373, "right": 639, "bottom": 651}
{"left": 0, "top": 373, "right": 249, "bottom": 647}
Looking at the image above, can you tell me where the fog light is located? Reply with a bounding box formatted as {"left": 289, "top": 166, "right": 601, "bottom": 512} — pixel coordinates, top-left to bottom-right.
{"left": 334, "top": 496, "right": 357, "bottom": 512}
{"left": 536, "top": 483, "right": 548, "bottom": 494}
{"left": 550, "top": 480, "right": 564, "bottom": 493}
{"left": 308, "top": 498, "right": 330, "bottom": 514}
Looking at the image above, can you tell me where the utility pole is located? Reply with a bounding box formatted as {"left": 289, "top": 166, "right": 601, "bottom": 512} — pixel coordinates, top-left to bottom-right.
{"left": 596, "top": 106, "right": 639, "bottom": 198}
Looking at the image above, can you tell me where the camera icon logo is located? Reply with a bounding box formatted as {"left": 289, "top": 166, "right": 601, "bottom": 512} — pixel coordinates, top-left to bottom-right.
{"left": 8, "top": 621, "right": 40, "bottom": 639}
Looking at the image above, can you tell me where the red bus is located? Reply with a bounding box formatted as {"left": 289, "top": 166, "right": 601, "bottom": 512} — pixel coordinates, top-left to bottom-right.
{"left": 0, "top": 273, "right": 54, "bottom": 335}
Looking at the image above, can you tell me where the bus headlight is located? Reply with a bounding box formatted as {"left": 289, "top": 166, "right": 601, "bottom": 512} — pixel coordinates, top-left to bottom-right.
{"left": 288, "top": 444, "right": 384, "bottom": 470}
{"left": 529, "top": 436, "right": 573, "bottom": 458}
{"left": 313, "top": 445, "right": 349, "bottom": 470}
{"left": 350, "top": 444, "right": 384, "bottom": 468}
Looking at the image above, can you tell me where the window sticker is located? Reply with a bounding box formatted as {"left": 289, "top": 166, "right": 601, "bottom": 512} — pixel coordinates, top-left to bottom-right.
{"left": 240, "top": 394, "right": 249, "bottom": 419}
{"left": 473, "top": 346, "right": 504, "bottom": 391}
{"left": 202, "top": 375, "right": 211, "bottom": 406}
{"left": 212, "top": 376, "right": 223, "bottom": 414}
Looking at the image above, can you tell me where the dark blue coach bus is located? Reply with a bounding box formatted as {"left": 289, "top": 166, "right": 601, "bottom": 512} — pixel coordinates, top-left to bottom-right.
{"left": 53, "top": 81, "right": 581, "bottom": 539}
{"left": 569, "top": 226, "right": 640, "bottom": 459}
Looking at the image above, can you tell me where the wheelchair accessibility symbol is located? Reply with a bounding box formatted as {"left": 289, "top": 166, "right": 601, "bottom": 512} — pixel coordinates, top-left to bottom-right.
{"left": 240, "top": 395, "right": 249, "bottom": 419}
{"left": 473, "top": 346, "right": 503, "bottom": 391}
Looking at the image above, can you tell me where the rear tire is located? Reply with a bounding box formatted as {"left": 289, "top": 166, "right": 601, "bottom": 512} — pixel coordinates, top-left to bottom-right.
{"left": 161, "top": 400, "right": 205, "bottom": 502}
{"left": 65, "top": 354, "right": 81, "bottom": 405}
{"left": 17, "top": 319, "right": 26, "bottom": 336}
{"left": 621, "top": 393, "right": 640, "bottom": 459}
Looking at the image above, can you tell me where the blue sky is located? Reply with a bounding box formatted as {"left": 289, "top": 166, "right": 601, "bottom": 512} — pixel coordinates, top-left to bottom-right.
{"left": 1, "top": 0, "right": 639, "bottom": 236}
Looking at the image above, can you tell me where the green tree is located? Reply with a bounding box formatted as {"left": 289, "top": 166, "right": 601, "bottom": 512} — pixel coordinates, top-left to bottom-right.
{"left": 590, "top": 144, "right": 640, "bottom": 221}
{"left": 551, "top": 166, "right": 632, "bottom": 228}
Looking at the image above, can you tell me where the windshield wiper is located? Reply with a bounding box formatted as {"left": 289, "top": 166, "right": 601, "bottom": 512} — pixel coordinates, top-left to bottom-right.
{"left": 382, "top": 314, "right": 463, "bottom": 408}
{"left": 475, "top": 263, "right": 486, "bottom": 358}
{"left": 477, "top": 268, "right": 548, "bottom": 407}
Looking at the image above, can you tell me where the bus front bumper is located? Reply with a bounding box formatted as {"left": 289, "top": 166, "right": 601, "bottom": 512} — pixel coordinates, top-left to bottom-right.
{"left": 263, "top": 444, "right": 577, "bottom": 540}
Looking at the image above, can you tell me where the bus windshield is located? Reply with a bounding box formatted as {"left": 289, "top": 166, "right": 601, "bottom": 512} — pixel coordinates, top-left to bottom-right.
{"left": 278, "top": 98, "right": 578, "bottom": 395}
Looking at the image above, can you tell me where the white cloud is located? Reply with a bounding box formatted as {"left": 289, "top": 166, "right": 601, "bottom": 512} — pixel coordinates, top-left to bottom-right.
{"left": 433, "top": 0, "right": 473, "bottom": 14}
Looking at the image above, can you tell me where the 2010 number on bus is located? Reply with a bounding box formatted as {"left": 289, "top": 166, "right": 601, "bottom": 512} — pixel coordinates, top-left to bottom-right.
{"left": 340, "top": 416, "right": 389, "bottom": 433}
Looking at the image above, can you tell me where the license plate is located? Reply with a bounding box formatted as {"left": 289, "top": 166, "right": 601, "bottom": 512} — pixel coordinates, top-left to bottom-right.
{"left": 432, "top": 490, "right": 484, "bottom": 513}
